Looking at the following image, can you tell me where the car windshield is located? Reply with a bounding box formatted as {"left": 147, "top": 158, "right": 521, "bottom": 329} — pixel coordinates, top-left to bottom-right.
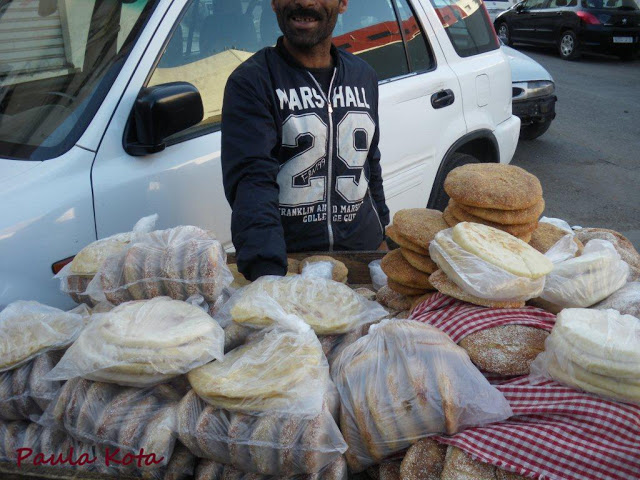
{"left": 582, "top": 0, "right": 638, "bottom": 8}
{"left": 0, "top": 0, "right": 158, "bottom": 160}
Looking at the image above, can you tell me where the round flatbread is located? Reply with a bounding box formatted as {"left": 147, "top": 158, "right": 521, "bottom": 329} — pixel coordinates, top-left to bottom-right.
{"left": 400, "top": 248, "right": 438, "bottom": 274}
{"left": 376, "top": 285, "right": 416, "bottom": 311}
{"left": 429, "top": 270, "right": 526, "bottom": 308}
{"left": 451, "top": 198, "right": 545, "bottom": 225}
{"left": 400, "top": 438, "right": 447, "bottom": 480}
{"left": 451, "top": 223, "right": 553, "bottom": 279}
{"left": 446, "top": 205, "right": 538, "bottom": 236}
{"left": 444, "top": 164, "right": 543, "bottom": 210}
{"left": 381, "top": 249, "right": 434, "bottom": 289}
{"left": 393, "top": 209, "right": 449, "bottom": 250}
{"left": 386, "top": 225, "right": 429, "bottom": 255}
{"left": 387, "top": 279, "right": 430, "bottom": 296}
{"left": 459, "top": 325, "right": 549, "bottom": 376}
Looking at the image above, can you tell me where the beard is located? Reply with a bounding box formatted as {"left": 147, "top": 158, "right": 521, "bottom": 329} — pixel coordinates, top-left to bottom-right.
{"left": 274, "top": 4, "right": 340, "bottom": 49}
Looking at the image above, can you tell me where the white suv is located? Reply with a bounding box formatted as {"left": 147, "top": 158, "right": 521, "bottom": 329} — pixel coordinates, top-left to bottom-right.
{"left": 0, "top": 0, "right": 519, "bottom": 308}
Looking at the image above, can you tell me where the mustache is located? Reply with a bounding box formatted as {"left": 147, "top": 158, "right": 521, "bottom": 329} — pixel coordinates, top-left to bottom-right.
{"left": 286, "top": 7, "right": 323, "bottom": 21}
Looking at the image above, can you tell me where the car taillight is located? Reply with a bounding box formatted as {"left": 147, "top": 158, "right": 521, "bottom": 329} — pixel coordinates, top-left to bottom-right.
{"left": 577, "top": 11, "right": 601, "bottom": 25}
{"left": 52, "top": 256, "right": 74, "bottom": 274}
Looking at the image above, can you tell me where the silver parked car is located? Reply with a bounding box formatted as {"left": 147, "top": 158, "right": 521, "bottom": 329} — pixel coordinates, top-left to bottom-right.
{"left": 503, "top": 44, "right": 558, "bottom": 140}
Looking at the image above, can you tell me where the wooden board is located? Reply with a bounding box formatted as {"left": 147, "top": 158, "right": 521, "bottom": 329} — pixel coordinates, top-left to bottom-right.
{"left": 227, "top": 250, "right": 386, "bottom": 285}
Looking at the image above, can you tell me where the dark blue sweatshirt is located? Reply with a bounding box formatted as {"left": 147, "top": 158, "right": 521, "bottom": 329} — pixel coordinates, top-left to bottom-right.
{"left": 222, "top": 39, "right": 389, "bottom": 281}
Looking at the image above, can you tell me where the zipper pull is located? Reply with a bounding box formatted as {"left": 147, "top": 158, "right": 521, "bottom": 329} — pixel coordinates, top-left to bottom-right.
{"left": 328, "top": 101, "right": 333, "bottom": 114}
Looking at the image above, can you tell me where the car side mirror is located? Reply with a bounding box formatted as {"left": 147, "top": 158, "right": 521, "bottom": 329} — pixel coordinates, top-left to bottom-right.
{"left": 125, "top": 82, "right": 204, "bottom": 156}
{"left": 516, "top": 3, "right": 527, "bottom": 12}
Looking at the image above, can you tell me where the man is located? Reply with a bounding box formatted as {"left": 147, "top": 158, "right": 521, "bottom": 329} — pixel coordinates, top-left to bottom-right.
{"left": 221, "top": 0, "right": 389, "bottom": 281}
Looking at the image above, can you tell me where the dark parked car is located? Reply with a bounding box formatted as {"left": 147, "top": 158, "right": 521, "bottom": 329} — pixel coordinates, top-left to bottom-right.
{"left": 494, "top": 0, "right": 640, "bottom": 60}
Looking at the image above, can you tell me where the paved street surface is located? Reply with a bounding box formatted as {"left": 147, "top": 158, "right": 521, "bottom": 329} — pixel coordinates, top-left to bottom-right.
{"left": 509, "top": 47, "right": 640, "bottom": 249}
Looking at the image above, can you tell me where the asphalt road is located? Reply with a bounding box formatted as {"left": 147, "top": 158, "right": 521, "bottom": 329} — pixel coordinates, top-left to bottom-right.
{"left": 508, "top": 46, "right": 640, "bottom": 250}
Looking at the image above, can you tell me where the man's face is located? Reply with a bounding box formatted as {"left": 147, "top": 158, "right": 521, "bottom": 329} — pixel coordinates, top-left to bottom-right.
{"left": 272, "top": 0, "right": 348, "bottom": 49}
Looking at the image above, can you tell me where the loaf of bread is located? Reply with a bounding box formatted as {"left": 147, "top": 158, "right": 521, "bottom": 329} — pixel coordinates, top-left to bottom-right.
{"left": 400, "top": 438, "right": 447, "bottom": 480}
{"left": 47, "top": 297, "right": 224, "bottom": 387}
{"left": 332, "top": 320, "right": 512, "bottom": 472}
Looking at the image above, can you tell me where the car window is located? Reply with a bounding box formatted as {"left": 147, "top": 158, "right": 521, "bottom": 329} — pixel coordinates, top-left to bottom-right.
{"left": 333, "top": 0, "right": 410, "bottom": 81}
{"left": 430, "top": 0, "right": 500, "bottom": 57}
{"left": 523, "top": 0, "right": 549, "bottom": 8}
{"left": 393, "top": 0, "right": 436, "bottom": 72}
{"left": 582, "top": 0, "right": 638, "bottom": 8}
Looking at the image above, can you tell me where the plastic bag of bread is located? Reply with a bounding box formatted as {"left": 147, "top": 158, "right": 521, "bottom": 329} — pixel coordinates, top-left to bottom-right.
{"left": 176, "top": 387, "right": 346, "bottom": 476}
{"left": 0, "top": 301, "right": 85, "bottom": 373}
{"left": 46, "top": 297, "right": 224, "bottom": 387}
{"left": 530, "top": 308, "right": 640, "bottom": 405}
{"left": 86, "top": 225, "right": 233, "bottom": 306}
{"left": 38, "top": 377, "right": 189, "bottom": 468}
{"left": 56, "top": 214, "right": 158, "bottom": 306}
{"left": 219, "top": 275, "right": 387, "bottom": 335}
{"left": 193, "top": 455, "right": 347, "bottom": 480}
{"left": 429, "top": 226, "right": 550, "bottom": 302}
{"left": 331, "top": 320, "right": 513, "bottom": 472}
{"left": 540, "top": 239, "right": 629, "bottom": 308}
{"left": 0, "top": 349, "right": 65, "bottom": 422}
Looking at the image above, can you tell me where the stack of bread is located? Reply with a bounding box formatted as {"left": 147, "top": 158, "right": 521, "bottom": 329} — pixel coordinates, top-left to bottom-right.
{"left": 442, "top": 164, "right": 545, "bottom": 243}
{"left": 382, "top": 209, "right": 448, "bottom": 296}
{"left": 429, "top": 222, "right": 554, "bottom": 308}
{"left": 531, "top": 308, "right": 640, "bottom": 405}
{"left": 194, "top": 456, "right": 348, "bottom": 480}
{"left": 46, "top": 297, "right": 225, "bottom": 387}
{"left": 180, "top": 311, "right": 348, "bottom": 477}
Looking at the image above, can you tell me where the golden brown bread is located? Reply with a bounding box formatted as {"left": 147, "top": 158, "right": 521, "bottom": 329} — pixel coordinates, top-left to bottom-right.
{"left": 386, "top": 224, "right": 430, "bottom": 255}
{"left": 300, "top": 256, "right": 349, "bottom": 283}
{"left": 446, "top": 205, "right": 538, "bottom": 236}
{"left": 376, "top": 285, "right": 416, "bottom": 311}
{"left": 444, "top": 164, "right": 543, "bottom": 210}
{"left": 452, "top": 198, "right": 545, "bottom": 225}
{"left": 387, "top": 279, "right": 431, "bottom": 296}
{"left": 393, "top": 209, "right": 449, "bottom": 249}
{"left": 459, "top": 325, "right": 549, "bottom": 376}
{"left": 381, "top": 249, "right": 434, "bottom": 289}
{"left": 529, "top": 222, "right": 584, "bottom": 254}
{"left": 400, "top": 248, "right": 438, "bottom": 274}
{"left": 400, "top": 438, "right": 448, "bottom": 480}
{"left": 440, "top": 446, "right": 497, "bottom": 480}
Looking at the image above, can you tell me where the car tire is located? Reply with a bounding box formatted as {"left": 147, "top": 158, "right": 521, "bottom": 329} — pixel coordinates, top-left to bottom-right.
{"left": 558, "top": 30, "right": 580, "bottom": 60}
{"left": 428, "top": 152, "right": 481, "bottom": 211}
{"left": 496, "top": 22, "right": 511, "bottom": 46}
{"left": 520, "top": 119, "right": 553, "bottom": 140}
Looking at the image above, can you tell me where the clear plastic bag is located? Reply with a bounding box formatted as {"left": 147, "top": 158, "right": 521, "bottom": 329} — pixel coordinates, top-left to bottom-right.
{"left": 539, "top": 216, "right": 574, "bottom": 233}
{"left": 540, "top": 239, "right": 630, "bottom": 308}
{"left": 46, "top": 297, "right": 225, "bottom": 387}
{"left": 368, "top": 259, "right": 388, "bottom": 291}
{"left": 0, "top": 301, "right": 85, "bottom": 373}
{"left": 218, "top": 275, "right": 388, "bottom": 335}
{"left": 176, "top": 389, "right": 346, "bottom": 476}
{"left": 189, "top": 297, "right": 329, "bottom": 416}
{"left": 57, "top": 214, "right": 158, "bottom": 306}
{"left": 530, "top": 308, "right": 640, "bottom": 405}
{"left": 593, "top": 282, "right": 640, "bottom": 318}
{"left": 193, "top": 455, "right": 347, "bottom": 479}
{"left": 331, "top": 319, "right": 513, "bottom": 472}
{"left": 0, "top": 350, "right": 65, "bottom": 422}
{"left": 86, "top": 225, "right": 233, "bottom": 306}
{"left": 429, "top": 230, "right": 545, "bottom": 302}
{"left": 301, "top": 261, "right": 334, "bottom": 280}
{"left": 37, "top": 377, "right": 189, "bottom": 468}
{"left": 544, "top": 234, "right": 579, "bottom": 264}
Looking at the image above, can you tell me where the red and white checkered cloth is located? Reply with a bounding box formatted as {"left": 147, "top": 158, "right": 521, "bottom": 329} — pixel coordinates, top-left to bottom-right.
{"left": 434, "top": 376, "right": 640, "bottom": 480}
{"left": 410, "top": 292, "right": 557, "bottom": 343}
{"left": 408, "top": 294, "right": 640, "bottom": 479}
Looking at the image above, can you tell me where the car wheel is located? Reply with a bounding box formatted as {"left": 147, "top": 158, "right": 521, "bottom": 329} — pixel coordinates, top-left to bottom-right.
{"left": 558, "top": 30, "right": 580, "bottom": 60}
{"left": 520, "top": 119, "right": 553, "bottom": 140}
{"left": 497, "top": 22, "right": 511, "bottom": 46}
{"left": 427, "top": 152, "right": 481, "bottom": 211}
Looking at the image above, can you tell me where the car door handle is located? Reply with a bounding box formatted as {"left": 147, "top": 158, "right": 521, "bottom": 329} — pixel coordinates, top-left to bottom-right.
{"left": 431, "top": 89, "right": 455, "bottom": 109}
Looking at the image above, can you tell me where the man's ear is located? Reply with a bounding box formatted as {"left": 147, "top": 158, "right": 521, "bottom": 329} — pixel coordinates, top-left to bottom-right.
{"left": 271, "top": 0, "right": 277, "bottom": 13}
{"left": 339, "top": 0, "right": 349, "bottom": 14}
